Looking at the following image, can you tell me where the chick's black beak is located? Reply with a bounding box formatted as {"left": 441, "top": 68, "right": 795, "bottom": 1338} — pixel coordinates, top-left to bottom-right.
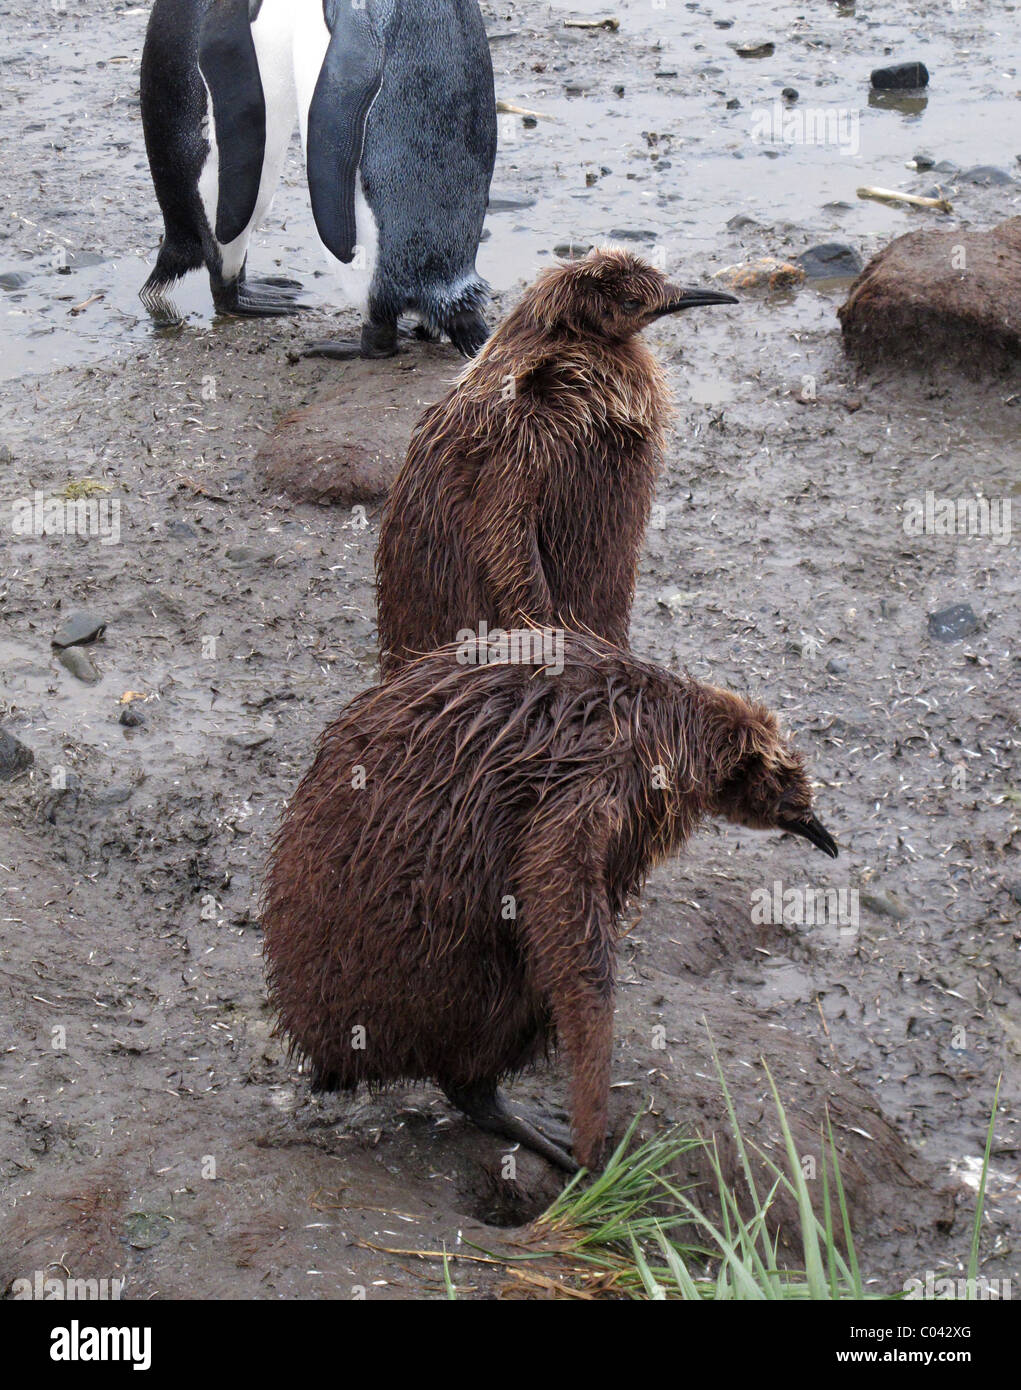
{"left": 657, "top": 285, "right": 739, "bottom": 315}
{"left": 781, "top": 814, "right": 839, "bottom": 858}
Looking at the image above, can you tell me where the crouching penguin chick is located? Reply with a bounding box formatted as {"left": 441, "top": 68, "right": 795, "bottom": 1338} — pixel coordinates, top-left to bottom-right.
{"left": 262, "top": 632, "right": 837, "bottom": 1172}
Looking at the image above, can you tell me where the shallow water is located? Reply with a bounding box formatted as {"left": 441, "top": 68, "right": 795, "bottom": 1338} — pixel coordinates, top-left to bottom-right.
{"left": 2, "top": 0, "right": 1018, "bottom": 381}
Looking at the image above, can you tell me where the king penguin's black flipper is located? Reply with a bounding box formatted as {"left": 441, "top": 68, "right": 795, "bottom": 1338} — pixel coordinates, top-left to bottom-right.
{"left": 198, "top": 0, "right": 267, "bottom": 246}
{"left": 306, "top": 0, "right": 384, "bottom": 264}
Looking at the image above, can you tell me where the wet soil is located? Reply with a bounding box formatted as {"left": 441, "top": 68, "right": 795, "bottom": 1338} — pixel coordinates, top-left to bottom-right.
{"left": 1, "top": 0, "right": 1019, "bottom": 1299}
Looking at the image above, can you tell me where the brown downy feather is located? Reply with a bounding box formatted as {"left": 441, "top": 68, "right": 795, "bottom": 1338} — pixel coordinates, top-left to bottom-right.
{"left": 376, "top": 250, "right": 689, "bottom": 675}
{"left": 262, "top": 632, "right": 836, "bottom": 1170}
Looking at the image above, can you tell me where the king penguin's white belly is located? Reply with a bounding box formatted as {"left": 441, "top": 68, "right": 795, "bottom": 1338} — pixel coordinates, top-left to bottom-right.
{"left": 293, "top": 0, "right": 379, "bottom": 313}
{"left": 198, "top": 0, "right": 299, "bottom": 283}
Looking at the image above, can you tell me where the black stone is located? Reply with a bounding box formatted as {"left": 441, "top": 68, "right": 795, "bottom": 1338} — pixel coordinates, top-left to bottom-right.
{"left": 927, "top": 603, "right": 979, "bottom": 643}
{"left": 870, "top": 61, "right": 929, "bottom": 90}
{"left": 958, "top": 165, "right": 1015, "bottom": 187}
{"left": 732, "top": 41, "right": 775, "bottom": 59}
{"left": 797, "top": 242, "right": 864, "bottom": 280}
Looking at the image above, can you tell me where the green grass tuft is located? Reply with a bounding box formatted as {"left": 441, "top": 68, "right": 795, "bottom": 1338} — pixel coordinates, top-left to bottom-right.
{"left": 516, "top": 1055, "right": 1000, "bottom": 1300}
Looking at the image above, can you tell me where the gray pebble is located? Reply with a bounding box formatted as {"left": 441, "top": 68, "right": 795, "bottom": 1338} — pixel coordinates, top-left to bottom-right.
{"left": 52, "top": 610, "right": 107, "bottom": 649}
{"left": 0, "top": 727, "right": 34, "bottom": 780}
{"left": 57, "top": 646, "right": 100, "bottom": 683}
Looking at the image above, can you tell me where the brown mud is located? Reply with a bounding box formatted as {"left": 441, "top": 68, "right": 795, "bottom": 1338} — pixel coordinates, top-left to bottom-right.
{"left": 1, "top": 0, "right": 1019, "bottom": 1298}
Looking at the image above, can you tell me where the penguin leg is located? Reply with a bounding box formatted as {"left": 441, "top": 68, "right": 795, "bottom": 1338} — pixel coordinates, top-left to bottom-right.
{"left": 442, "top": 1081, "right": 579, "bottom": 1173}
{"left": 302, "top": 313, "right": 399, "bottom": 360}
{"left": 201, "top": 0, "right": 305, "bottom": 318}
{"left": 514, "top": 810, "right": 618, "bottom": 1173}
{"left": 140, "top": 239, "right": 200, "bottom": 324}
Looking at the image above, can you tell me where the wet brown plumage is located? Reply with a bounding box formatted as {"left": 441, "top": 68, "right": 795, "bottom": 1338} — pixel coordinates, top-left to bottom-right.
{"left": 374, "top": 249, "right": 737, "bottom": 675}
{"left": 262, "top": 632, "right": 836, "bottom": 1171}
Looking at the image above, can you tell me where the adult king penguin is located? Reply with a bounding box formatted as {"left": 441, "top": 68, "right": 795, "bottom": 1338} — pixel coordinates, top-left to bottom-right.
{"left": 139, "top": 0, "right": 498, "bottom": 357}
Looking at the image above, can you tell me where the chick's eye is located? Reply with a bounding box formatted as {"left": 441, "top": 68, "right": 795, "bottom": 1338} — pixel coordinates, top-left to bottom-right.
{"left": 620, "top": 298, "right": 642, "bottom": 312}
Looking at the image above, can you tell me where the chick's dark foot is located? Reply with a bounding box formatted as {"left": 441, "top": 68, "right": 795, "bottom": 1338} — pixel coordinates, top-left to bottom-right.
{"left": 442, "top": 1082, "right": 578, "bottom": 1172}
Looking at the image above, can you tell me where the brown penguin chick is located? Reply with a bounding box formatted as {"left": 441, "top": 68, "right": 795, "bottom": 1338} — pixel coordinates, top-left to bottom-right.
{"left": 263, "top": 632, "right": 837, "bottom": 1173}
{"left": 374, "top": 249, "right": 737, "bottom": 675}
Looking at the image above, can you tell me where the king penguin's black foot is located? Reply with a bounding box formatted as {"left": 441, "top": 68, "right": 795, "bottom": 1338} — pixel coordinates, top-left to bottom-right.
{"left": 442, "top": 1082, "right": 578, "bottom": 1172}
{"left": 446, "top": 308, "right": 490, "bottom": 358}
{"left": 301, "top": 339, "right": 373, "bottom": 361}
{"left": 302, "top": 318, "right": 399, "bottom": 360}
{"left": 213, "top": 276, "right": 307, "bottom": 318}
{"left": 253, "top": 275, "right": 303, "bottom": 291}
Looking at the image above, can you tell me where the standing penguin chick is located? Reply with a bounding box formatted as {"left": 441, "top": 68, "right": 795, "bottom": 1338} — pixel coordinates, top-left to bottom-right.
{"left": 140, "top": 0, "right": 496, "bottom": 354}
{"left": 375, "top": 249, "right": 737, "bottom": 675}
{"left": 263, "top": 633, "right": 837, "bottom": 1172}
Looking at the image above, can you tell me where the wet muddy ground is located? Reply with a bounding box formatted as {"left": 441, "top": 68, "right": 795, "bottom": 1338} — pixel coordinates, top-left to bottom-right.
{"left": 1, "top": 0, "right": 1019, "bottom": 1298}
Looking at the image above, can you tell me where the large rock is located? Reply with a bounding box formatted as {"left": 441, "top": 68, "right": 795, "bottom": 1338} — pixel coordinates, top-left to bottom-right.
{"left": 257, "top": 349, "right": 465, "bottom": 506}
{"left": 838, "top": 217, "right": 1021, "bottom": 372}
